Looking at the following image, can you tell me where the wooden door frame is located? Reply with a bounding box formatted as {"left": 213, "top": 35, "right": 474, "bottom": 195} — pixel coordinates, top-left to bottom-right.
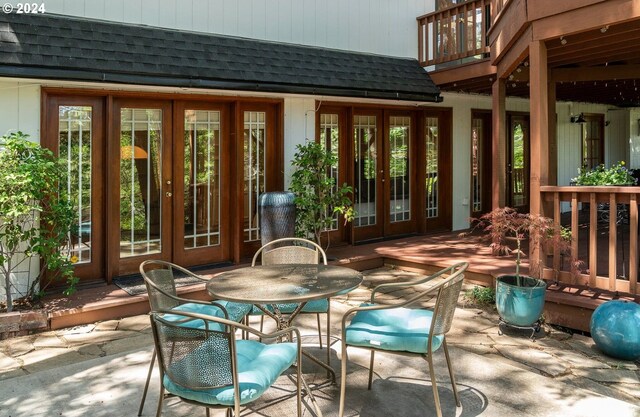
{"left": 422, "top": 107, "right": 453, "bottom": 233}
{"left": 110, "top": 98, "right": 174, "bottom": 276}
{"left": 351, "top": 108, "right": 385, "bottom": 243}
{"left": 383, "top": 109, "right": 419, "bottom": 237}
{"left": 506, "top": 112, "right": 530, "bottom": 212}
{"left": 234, "top": 101, "right": 284, "bottom": 260}
{"left": 172, "top": 101, "right": 232, "bottom": 267}
{"left": 470, "top": 109, "right": 493, "bottom": 218}
{"left": 42, "top": 95, "right": 106, "bottom": 283}
{"left": 315, "top": 106, "right": 352, "bottom": 246}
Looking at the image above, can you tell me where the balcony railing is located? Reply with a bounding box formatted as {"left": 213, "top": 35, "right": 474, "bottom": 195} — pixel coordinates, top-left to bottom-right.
{"left": 417, "top": 0, "right": 491, "bottom": 67}
{"left": 541, "top": 186, "right": 639, "bottom": 296}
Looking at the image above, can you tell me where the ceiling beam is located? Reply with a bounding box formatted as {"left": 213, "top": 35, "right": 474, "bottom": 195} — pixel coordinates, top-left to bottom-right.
{"left": 428, "top": 59, "right": 495, "bottom": 86}
{"left": 552, "top": 65, "right": 640, "bottom": 82}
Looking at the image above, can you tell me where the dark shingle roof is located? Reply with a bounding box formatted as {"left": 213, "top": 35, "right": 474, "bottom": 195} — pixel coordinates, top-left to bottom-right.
{"left": 0, "top": 13, "right": 440, "bottom": 102}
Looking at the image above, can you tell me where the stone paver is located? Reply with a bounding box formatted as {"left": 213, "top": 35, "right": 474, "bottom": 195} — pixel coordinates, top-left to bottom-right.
{"left": 572, "top": 368, "right": 640, "bottom": 384}
{"left": 0, "top": 351, "right": 20, "bottom": 371}
{"left": 32, "top": 333, "right": 66, "bottom": 348}
{"left": 116, "top": 315, "right": 151, "bottom": 331}
{"left": 94, "top": 319, "right": 119, "bottom": 331}
{"left": 495, "top": 345, "right": 570, "bottom": 377}
{"left": 19, "top": 347, "right": 86, "bottom": 373}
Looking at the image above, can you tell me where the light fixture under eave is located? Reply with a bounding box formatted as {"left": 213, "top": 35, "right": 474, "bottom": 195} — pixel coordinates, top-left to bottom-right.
{"left": 560, "top": 36, "right": 567, "bottom": 45}
{"left": 570, "top": 113, "right": 587, "bottom": 124}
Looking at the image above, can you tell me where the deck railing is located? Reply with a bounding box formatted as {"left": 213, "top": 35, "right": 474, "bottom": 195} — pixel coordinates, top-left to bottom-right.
{"left": 541, "top": 186, "right": 639, "bottom": 296}
{"left": 417, "top": 0, "right": 491, "bottom": 67}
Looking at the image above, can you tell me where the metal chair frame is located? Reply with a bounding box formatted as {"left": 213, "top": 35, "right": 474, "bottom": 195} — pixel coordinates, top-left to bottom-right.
{"left": 149, "top": 309, "right": 310, "bottom": 417}
{"left": 338, "top": 262, "right": 469, "bottom": 417}
{"left": 138, "top": 260, "right": 248, "bottom": 416}
{"left": 250, "top": 237, "right": 332, "bottom": 367}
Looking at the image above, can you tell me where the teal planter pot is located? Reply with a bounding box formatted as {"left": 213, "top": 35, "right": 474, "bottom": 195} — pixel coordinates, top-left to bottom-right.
{"left": 590, "top": 300, "right": 640, "bottom": 361}
{"left": 496, "top": 275, "right": 546, "bottom": 327}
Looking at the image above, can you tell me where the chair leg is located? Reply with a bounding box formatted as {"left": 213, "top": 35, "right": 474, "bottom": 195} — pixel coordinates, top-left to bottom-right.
{"left": 442, "top": 339, "right": 461, "bottom": 407}
{"left": 338, "top": 343, "right": 348, "bottom": 417}
{"left": 326, "top": 305, "right": 331, "bottom": 368}
{"left": 138, "top": 348, "right": 156, "bottom": 416}
{"left": 155, "top": 385, "right": 165, "bottom": 417}
{"left": 316, "top": 313, "right": 323, "bottom": 349}
{"left": 205, "top": 407, "right": 210, "bottom": 417}
{"left": 367, "top": 350, "right": 375, "bottom": 390}
{"left": 426, "top": 353, "right": 443, "bottom": 417}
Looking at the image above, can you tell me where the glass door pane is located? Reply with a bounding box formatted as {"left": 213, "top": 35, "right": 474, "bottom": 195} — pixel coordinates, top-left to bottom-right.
{"left": 119, "top": 108, "right": 163, "bottom": 258}
{"left": 184, "top": 110, "right": 221, "bottom": 249}
{"left": 320, "top": 113, "right": 340, "bottom": 231}
{"left": 425, "top": 117, "right": 439, "bottom": 219}
{"left": 471, "top": 117, "right": 484, "bottom": 213}
{"left": 510, "top": 120, "right": 526, "bottom": 208}
{"left": 389, "top": 116, "right": 411, "bottom": 223}
{"left": 59, "top": 106, "right": 93, "bottom": 264}
{"left": 243, "top": 111, "right": 266, "bottom": 242}
{"left": 354, "top": 115, "right": 377, "bottom": 227}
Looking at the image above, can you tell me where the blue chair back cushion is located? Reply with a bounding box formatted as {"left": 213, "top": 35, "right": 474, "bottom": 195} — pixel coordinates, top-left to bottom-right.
{"left": 163, "top": 340, "right": 297, "bottom": 406}
{"left": 345, "top": 306, "right": 443, "bottom": 354}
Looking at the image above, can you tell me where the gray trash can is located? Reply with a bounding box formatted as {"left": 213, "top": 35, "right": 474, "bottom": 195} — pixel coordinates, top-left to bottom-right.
{"left": 259, "top": 191, "right": 296, "bottom": 245}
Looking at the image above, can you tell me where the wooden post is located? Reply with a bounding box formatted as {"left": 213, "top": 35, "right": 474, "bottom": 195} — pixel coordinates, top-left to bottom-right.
{"left": 491, "top": 78, "right": 506, "bottom": 209}
{"left": 529, "top": 40, "right": 549, "bottom": 273}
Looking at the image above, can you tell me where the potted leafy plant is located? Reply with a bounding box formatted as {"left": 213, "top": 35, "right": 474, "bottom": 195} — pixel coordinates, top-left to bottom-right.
{"left": 0, "top": 132, "right": 77, "bottom": 313}
{"left": 571, "top": 161, "right": 636, "bottom": 186}
{"left": 466, "top": 207, "right": 578, "bottom": 330}
{"left": 289, "top": 141, "right": 354, "bottom": 249}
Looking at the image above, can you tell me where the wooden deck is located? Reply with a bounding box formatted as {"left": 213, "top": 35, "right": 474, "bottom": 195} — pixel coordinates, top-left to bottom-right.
{"left": 41, "top": 231, "right": 639, "bottom": 333}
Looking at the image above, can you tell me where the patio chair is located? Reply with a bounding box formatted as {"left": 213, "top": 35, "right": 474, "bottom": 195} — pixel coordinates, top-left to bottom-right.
{"left": 138, "top": 260, "right": 252, "bottom": 416}
{"left": 249, "top": 237, "right": 332, "bottom": 365}
{"left": 338, "top": 262, "right": 469, "bottom": 417}
{"left": 149, "top": 309, "right": 303, "bottom": 417}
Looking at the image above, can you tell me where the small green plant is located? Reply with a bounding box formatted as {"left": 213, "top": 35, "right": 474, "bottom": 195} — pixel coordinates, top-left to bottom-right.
{"left": 465, "top": 286, "right": 495, "bottom": 306}
{"left": 572, "top": 161, "right": 636, "bottom": 186}
{"left": 289, "top": 141, "right": 354, "bottom": 248}
{"left": 0, "top": 131, "right": 77, "bottom": 312}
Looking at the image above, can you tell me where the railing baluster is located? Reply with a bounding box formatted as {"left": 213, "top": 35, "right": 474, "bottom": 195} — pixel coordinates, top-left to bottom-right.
{"left": 571, "top": 193, "right": 579, "bottom": 285}
{"left": 630, "top": 194, "right": 638, "bottom": 295}
{"left": 589, "top": 193, "right": 597, "bottom": 288}
{"left": 553, "top": 192, "right": 561, "bottom": 272}
{"left": 609, "top": 193, "right": 617, "bottom": 291}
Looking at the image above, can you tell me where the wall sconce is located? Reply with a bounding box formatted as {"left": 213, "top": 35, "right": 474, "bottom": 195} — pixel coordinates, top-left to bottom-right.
{"left": 570, "top": 113, "right": 586, "bottom": 124}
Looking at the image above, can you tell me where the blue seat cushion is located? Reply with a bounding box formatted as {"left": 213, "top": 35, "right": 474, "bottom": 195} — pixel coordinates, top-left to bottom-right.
{"left": 163, "top": 339, "right": 297, "bottom": 406}
{"left": 249, "top": 299, "right": 329, "bottom": 315}
{"left": 345, "top": 306, "right": 443, "bottom": 354}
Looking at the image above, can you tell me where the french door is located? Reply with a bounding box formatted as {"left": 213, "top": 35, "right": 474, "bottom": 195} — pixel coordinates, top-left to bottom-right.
{"left": 470, "top": 110, "right": 492, "bottom": 217}
{"left": 47, "top": 92, "right": 281, "bottom": 281}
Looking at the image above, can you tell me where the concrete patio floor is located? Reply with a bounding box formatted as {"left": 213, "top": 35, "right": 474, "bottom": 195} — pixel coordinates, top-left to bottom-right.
{"left": 1, "top": 267, "right": 639, "bottom": 417}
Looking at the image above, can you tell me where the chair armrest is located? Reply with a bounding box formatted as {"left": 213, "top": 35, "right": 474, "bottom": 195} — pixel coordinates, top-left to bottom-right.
{"left": 147, "top": 284, "right": 230, "bottom": 319}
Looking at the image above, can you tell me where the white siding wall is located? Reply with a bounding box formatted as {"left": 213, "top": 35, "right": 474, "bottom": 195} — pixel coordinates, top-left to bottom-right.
{"left": 41, "top": 0, "right": 432, "bottom": 58}
{"left": 283, "top": 97, "right": 316, "bottom": 188}
{"left": 0, "top": 80, "right": 41, "bottom": 140}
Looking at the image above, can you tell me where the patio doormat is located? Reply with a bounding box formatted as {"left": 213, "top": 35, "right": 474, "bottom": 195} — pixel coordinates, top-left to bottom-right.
{"left": 113, "top": 262, "right": 233, "bottom": 296}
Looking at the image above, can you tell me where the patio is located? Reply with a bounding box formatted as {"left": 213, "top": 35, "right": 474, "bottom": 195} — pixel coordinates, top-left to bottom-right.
{"left": 1, "top": 267, "right": 638, "bottom": 417}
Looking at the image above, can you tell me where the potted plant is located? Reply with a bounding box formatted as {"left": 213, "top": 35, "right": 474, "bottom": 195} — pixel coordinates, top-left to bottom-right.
{"left": 289, "top": 141, "right": 354, "bottom": 249}
{"left": 466, "top": 207, "right": 578, "bottom": 331}
{"left": 0, "top": 132, "right": 77, "bottom": 314}
{"left": 571, "top": 161, "right": 636, "bottom": 186}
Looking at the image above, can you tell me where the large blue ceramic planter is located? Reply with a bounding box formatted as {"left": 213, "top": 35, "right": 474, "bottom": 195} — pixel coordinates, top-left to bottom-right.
{"left": 590, "top": 300, "right": 640, "bottom": 361}
{"left": 496, "top": 275, "right": 546, "bottom": 327}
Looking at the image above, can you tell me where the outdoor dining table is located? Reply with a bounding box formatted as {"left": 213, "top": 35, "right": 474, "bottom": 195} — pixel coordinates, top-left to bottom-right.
{"left": 206, "top": 264, "right": 363, "bottom": 381}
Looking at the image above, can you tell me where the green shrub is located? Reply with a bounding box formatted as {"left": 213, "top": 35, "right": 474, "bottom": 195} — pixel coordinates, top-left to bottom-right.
{"left": 465, "top": 286, "right": 496, "bottom": 306}
{"left": 0, "top": 132, "right": 77, "bottom": 312}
